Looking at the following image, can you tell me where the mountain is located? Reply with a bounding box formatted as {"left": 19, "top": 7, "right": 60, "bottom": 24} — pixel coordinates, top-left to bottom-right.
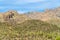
{"left": 0, "top": 7, "right": 60, "bottom": 40}
{"left": 0, "top": 7, "right": 60, "bottom": 23}
{"left": 0, "top": 10, "right": 30, "bottom": 24}
{"left": 26, "top": 7, "right": 60, "bottom": 27}
{"left": 27, "top": 8, "right": 60, "bottom": 21}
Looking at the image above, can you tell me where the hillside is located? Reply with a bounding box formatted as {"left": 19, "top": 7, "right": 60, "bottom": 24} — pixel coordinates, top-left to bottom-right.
{"left": 0, "top": 10, "right": 30, "bottom": 23}
{"left": 0, "top": 7, "right": 60, "bottom": 40}
{"left": 0, "top": 20, "right": 60, "bottom": 40}
{"left": 0, "top": 7, "right": 60, "bottom": 23}
{"left": 26, "top": 7, "right": 60, "bottom": 27}
{"left": 27, "top": 10, "right": 59, "bottom": 21}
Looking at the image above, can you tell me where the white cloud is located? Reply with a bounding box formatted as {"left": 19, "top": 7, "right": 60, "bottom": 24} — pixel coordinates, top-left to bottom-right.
{"left": 21, "top": 0, "right": 45, "bottom": 2}
{"left": 18, "top": 10, "right": 28, "bottom": 13}
{"left": 15, "top": 0, "right": 46, "bottom": 4}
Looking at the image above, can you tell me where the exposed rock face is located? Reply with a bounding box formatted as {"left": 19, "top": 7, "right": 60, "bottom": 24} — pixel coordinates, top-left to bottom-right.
{"left": 3, "top": 10, "right": 18, "bottom": 21}
{"left": 27, "top": 7, "right": 60, "bottom": 21}
{"left": 0, "top": 10, "right": 30, "bottom": 24}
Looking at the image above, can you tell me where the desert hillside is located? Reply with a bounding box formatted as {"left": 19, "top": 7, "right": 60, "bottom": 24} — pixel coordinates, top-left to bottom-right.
{"left": 0, "top": 7, "right": 60, "bottom": 40}
{"left": 0, "top": 20, "right": 59, "bottom": 40}
{"left": 26, "top": 7, "right": 60, "bottom": 27}
{"left": 0, "top": 10, "right": 30, "bottom": 24}
{"left": 0, "top": 7, "right": 60, "bottom": 23}
{"left": 27, "top": 7, "right": 60, "bottom": 21}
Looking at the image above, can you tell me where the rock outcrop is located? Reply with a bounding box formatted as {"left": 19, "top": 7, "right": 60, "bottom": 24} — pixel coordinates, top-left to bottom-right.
{"left": 0, "top": 10, "right": 30, "bottom": 24}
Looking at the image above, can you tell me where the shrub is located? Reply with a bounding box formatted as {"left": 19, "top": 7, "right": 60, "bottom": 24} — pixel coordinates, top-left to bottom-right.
{"left": 56, "top": 36, "right": 60, "bottom": 40}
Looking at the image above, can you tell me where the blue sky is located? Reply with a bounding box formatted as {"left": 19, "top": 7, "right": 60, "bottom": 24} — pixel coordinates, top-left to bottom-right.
{"left": 0, "top": 0, "right": 60, "bottom": 13}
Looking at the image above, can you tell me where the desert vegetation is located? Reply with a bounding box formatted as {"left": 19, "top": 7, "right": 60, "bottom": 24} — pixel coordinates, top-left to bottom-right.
{"left": 0, "top": 20, "right": 60, "bottom": 40}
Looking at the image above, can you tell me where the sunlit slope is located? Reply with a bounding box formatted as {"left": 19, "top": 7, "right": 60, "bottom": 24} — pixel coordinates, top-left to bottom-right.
{"left": 0, "top": 20, "right": 59, "bottom": 40}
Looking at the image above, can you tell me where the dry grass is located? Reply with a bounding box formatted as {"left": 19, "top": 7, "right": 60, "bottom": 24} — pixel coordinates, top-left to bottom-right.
{"left": 0, "top": 20, "right": 59, "bottom": 40}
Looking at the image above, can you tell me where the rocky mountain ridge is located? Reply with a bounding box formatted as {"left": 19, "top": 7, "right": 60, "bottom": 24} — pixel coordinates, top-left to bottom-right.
{"left": 0, "top": 7, "right": 60, "bottom": 23}
{"left": 27, "top": 7, "right": 60, "bottom": 21}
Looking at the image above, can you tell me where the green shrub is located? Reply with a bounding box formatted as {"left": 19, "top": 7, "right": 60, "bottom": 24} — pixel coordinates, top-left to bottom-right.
{"left": 56, "top": 36, "right": 60, "bottom": 40}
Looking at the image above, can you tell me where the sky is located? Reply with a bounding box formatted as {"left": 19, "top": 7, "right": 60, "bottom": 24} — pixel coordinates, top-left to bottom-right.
{"left": 0, "top": 0, "right": 60, "bottom": 13}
